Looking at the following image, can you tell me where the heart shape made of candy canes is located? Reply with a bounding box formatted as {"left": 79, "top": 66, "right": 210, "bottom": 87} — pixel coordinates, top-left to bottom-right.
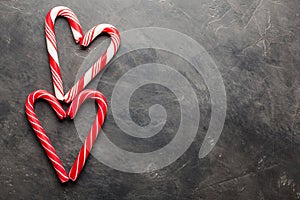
{"left": 45, "top": 6, "right": 120, "bottom": 103}
{"left": 25, "top": 89, "right": 107, "bottom": 182}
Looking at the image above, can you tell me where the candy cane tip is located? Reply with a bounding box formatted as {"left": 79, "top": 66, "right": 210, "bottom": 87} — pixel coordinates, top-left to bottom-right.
{"left": 79, "top": 40, "right": 84, "bottom": 46}
{"left": 69, "top": 175, "right": 76, "bottom": 182}
{"left": 60, "top": 178, "right": 69, "bottom": 183}
{"left": 65, "top": 99, "right": 71, "bottom": 104}
{"left": 67, "top": 114, "right": 75, "bottom": 120}
{"left": 66, "top": 108, "right": 74, "bottom": 119}
{"left": 55, "top": 94, "right": 64, "bottom": 101}
{"left": 61, "top": 113, "right": 67, "bottom": 119}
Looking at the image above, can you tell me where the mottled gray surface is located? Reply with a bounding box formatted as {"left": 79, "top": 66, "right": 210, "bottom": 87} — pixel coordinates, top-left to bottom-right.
{"left": 0, "top": 0, "right": 300, "bottom": 199}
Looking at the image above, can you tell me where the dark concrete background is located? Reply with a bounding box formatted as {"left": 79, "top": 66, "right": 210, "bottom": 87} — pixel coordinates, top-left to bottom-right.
{"left": 0, "top": 0, "right": 299, "bottom": 199}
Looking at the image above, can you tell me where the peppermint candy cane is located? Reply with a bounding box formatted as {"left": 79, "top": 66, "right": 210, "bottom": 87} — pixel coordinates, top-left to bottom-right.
{"left": 25, "top": 90, "right": 69, "bottom": 183}
{"left": 26, "top": 89, "right": 107, "bottom": 182}
{"left": 45, "top": 6, "right": 83, "bottom": 101}
{"left": 67, "top": 89, "right": 107, "bottom": 181}
{"left": 64, "top": 24, "right": 120, "bottom": 103}
{"left": 45, "top": 6, "right": 120, "bottom": 102}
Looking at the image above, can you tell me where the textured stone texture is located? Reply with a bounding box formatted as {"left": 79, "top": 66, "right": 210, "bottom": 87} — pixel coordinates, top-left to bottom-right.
{"left": 0, "top": 0, "right": 299, "bottom": 199}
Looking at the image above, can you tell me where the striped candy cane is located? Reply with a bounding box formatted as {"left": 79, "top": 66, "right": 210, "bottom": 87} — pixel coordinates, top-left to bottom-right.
{"left": 25, "top": 89, "right": 107, "bottom": 182}
{"left": 45, "top": 6, "right": 120, "bottom": 102}
{"left": 67, "top": 89, "right": 107, "bottom": 181}
{"left": 25, "top": 90, "right": 69, "bottom": 183}
{"left": 64, "top": 24, "right": 120, "bottom": 103}
{"left": 45, "top": 6, "right": 83, "bottom": 101}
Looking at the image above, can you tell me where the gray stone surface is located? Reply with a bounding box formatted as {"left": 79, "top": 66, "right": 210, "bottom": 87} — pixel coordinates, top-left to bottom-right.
{"left": 0, "top": 0, "right": 299, "bottom": 199}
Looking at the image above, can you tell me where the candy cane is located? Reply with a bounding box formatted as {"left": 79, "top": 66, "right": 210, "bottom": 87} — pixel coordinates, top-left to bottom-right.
{"left": 67, "top": 89, "right": 107, "bottom": 181}
{"left": 25, "top": 90, "right": 69, "bottom": 183}
{"left": 45, "top": 6, "right": 120, "bottom": 102}
{"left": 25, "top": 89, "right": 107, "bottom": 182}
{"left": 45, "top": 6, "right": 83, "bottom": 101}
{"left": 64, "top": 24, "right": 120, "bottom": 103}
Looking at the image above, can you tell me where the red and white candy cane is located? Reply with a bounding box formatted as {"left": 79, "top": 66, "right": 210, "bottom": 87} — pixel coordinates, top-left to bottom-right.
{"left": 25, "top": 89, "right": 107, "bottom": 182}
{"left": 25, "top": 90, "right": 69, "bottom": 183}
{"left": 45, "top": 6, "right": 83, "bottom": 101}
{"left": 45, "top": 6, "right": 120, "bottom": 103}
{"left": 67, "top": 89, "right": 107, "bottom": 181}
{"left": 64, "top": 24, "right": 120, "bottom": 103}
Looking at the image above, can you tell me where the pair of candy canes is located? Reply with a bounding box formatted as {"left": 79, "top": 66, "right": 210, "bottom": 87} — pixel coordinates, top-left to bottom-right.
{"left": 25, "top": 6, "right": 120, "bottom": 182}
